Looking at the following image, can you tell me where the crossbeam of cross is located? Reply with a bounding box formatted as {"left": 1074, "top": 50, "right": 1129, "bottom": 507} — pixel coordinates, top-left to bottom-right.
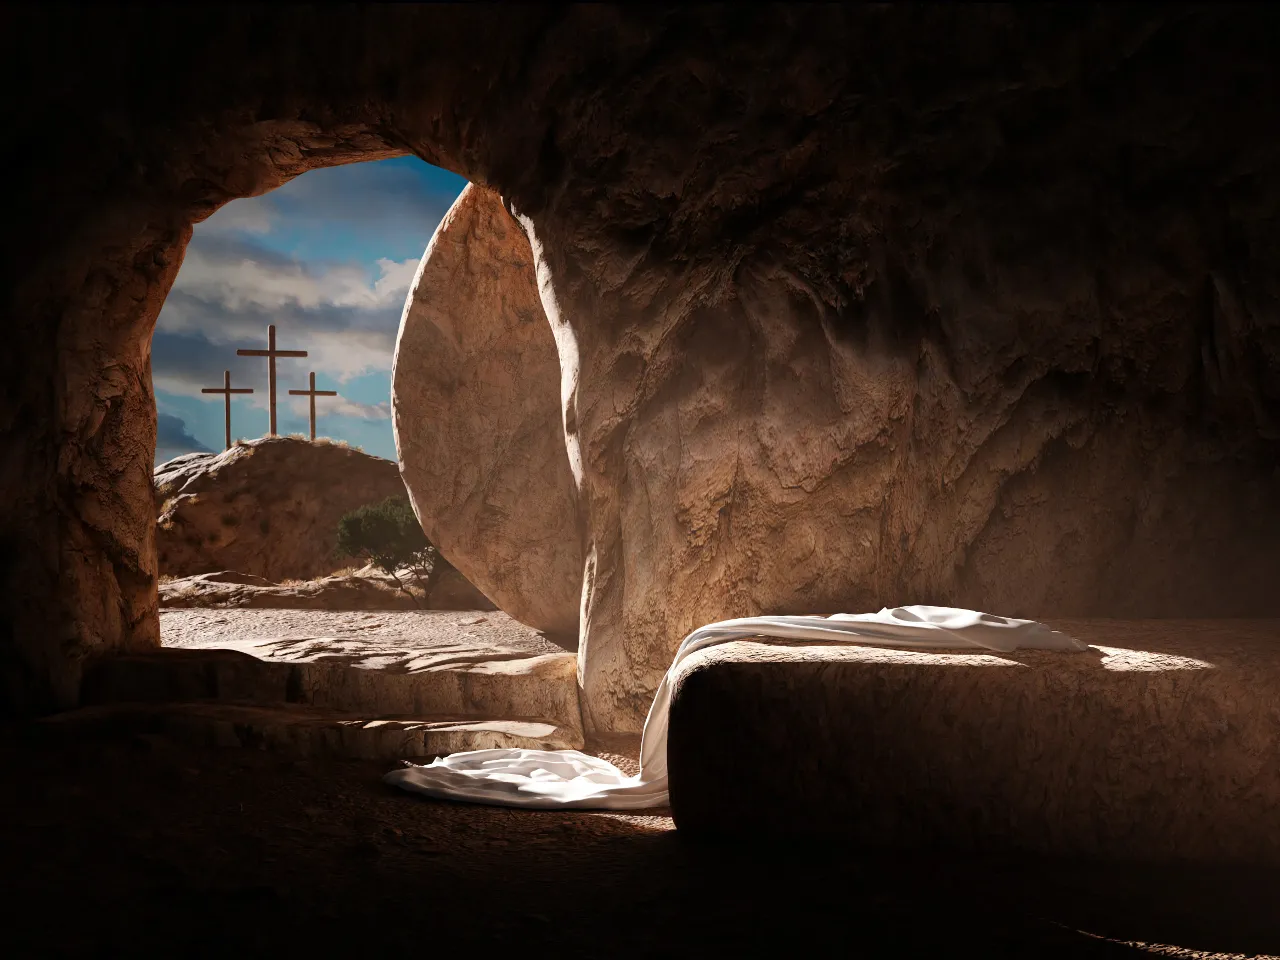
{"left": 288, "top": 371, "right": 339, "bottom": 441}
{"left": 200, "top": 370, "right": 254, "bottom": 450}
{"left": 236, "top": 324, "right": 307, "bottom": 435}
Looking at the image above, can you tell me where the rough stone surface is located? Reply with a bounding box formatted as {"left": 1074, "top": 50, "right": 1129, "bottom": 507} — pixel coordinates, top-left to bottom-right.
{"left": 393, "top": 183, "right": 581, "bottom": 638}
{"left": 429, "top": 564, "right": 498, "bottom": 611}
{"left": 159, "top": 566, "right": 496, "bottom": 611}
{"left": 158, "top": 607, "right": 564, "bottom": 659}
{"left": 666, "top": 619, "right": 1280, "bottom": 865}
{"left": 154, "top": 437, "right": 416, "bottom": 582}
{"left": 127, "top": 608, "right": 584, "bottom": 741}
{"left": 80, "top": 609, "right": 586, "bottom": 742}
{"left": 41, "top": 703, "right": 578, "bottom": 759}
{"left": 4, "top": 7, "right": 1280, "bottom": 725}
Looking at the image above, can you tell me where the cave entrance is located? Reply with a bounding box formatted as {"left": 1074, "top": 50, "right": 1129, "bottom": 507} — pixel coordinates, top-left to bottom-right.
{"left": 151, "top": 155, "right": 583, "bottom": 645}
{"left": 135, "top": 156, "right": 587, "bottom": 761}
{"left": 151, "top": 154, "right": 479, "bottom": 606}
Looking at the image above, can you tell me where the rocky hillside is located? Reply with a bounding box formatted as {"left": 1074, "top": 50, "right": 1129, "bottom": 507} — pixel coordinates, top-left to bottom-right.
{"left": 154, "top": 436, "right": 414, "bottom": 582}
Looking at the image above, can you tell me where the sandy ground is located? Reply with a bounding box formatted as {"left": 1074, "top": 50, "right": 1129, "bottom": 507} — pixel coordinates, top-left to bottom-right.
{"left": 161, "top": 608, "right": 567, "bottom": 661}
{"left": 3, "top": 725, "right": 1279, "bottom": 959}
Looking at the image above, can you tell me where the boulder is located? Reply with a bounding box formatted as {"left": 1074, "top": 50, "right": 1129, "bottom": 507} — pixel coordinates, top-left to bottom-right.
{"left": 392, "top": 183, "right": 582, "bottom": 639}
{"left": 154, "top": 436, "right": 415, "bottom": 582}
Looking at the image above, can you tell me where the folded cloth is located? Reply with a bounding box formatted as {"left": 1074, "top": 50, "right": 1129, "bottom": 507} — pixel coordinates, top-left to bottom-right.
{"left": 383, "top": 605, "right": 1087, "bottom": 810}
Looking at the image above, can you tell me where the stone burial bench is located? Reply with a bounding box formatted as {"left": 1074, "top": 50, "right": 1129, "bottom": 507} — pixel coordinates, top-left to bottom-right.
{"left": 664, "top": 620, "right": 1280, "bottom": 866}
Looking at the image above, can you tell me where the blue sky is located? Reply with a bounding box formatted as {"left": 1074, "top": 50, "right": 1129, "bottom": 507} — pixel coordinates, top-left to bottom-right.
{"left": 153, "top": 156, "right": 468, "bottom": 464}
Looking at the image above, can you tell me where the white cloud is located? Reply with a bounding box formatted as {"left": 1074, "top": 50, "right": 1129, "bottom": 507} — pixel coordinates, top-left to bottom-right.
{"left": 372, "top": 257, "right": 420, "bottom": 301}
{"left": 291, "top": 330, "right": 397, "bottom": 385}
{"left": 200, "top": 202, "right": 276, "bottom": 235}
{"left": 170, "top": 247, "right": 416, "bottom": 316}
{"left": 285, "top": 395, "right": 392, "bottom": 421}
{"left": 154, "top": 241, "right": 421, "bottom": 393}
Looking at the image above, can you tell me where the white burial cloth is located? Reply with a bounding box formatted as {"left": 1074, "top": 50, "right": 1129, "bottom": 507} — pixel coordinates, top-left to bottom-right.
{"left": 383, "top": 605, "right": 1087, "bottom": 810}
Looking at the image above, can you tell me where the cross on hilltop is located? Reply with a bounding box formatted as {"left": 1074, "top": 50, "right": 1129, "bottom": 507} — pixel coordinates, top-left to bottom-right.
{"left": 197, "top": 324, "right": 346, "bottom": 449}
{"left": 289, "top": 371, "right": 338, "bottom": 441}
{"left": 200, "top": 370, "right": 253, "bottom": 450}
{"left": 237, "top": 324, "right": 307, "bottom": 436}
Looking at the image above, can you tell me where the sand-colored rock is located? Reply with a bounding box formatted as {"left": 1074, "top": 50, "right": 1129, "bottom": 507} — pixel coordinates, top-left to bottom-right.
{"left": 159, "top": 565, "right": 495, "bottom": 611}
{"left": 78, "top": 609, "right": 584, "bottom": 748}
{"left": 153, "top": 436, "right": 414, "bottom": 582}
{"left": 158, "top": 608, "right": 564, "bottom": 661}
{"left": 665, "top": 619, "right": 1280, "bottom": 865}
{"left": 392, "top": 183, "right": 582, "bottom": 639}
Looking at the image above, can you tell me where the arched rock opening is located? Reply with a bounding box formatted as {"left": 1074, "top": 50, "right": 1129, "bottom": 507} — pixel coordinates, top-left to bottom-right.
{"left": 3, "top": 6, "right": 1279, "bottom": 733}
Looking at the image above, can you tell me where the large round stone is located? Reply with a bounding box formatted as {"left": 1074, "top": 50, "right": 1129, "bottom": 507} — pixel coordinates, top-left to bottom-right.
{"left": 392, "top": 184, "right": 582, "bottom": 640}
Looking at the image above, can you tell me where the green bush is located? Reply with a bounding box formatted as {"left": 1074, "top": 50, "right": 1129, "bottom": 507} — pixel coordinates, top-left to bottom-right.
{"left": 336, "top": 496, "right": 445, "bottom": 605}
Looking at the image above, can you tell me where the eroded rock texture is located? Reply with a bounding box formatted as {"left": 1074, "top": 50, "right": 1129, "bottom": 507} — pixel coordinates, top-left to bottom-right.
{"left": 393, "top": 184, "right": 581, "bottom": 638}
{"left": 154, "top": 437, "right": 412, "bottom": 582}
{"left": 665, "top": 622, "right": 1280, "bottom": 863}
{"left": 3, "top": 6, "right": 1279, "bottom": 722}
{"left": 159, "top": 566, "right": 495, "bottom": 612}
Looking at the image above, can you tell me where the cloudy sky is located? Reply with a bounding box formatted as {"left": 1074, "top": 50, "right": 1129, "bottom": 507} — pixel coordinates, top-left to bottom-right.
{"left": 153, "top": 156, "right": 468, "bottom": 464}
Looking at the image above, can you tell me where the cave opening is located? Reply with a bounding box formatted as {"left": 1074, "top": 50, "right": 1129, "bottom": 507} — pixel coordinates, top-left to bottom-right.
{"left": 152, "top": 154, "right": 466, "bottom": 465}
{"left": 149, "top": 153, "right": 469, "bottom": 592}
{"left": 144, "top": 152, "right": 591, "bottom": 761}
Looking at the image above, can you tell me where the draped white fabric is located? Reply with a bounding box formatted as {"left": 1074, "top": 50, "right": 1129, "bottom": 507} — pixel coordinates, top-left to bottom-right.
{"left": 383, "top": 606, "right": 1087, "bottom": 810}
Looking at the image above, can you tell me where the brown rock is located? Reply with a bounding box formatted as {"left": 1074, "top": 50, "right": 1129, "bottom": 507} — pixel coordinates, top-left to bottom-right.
{"left": 100, "top": 607, "right": 585, "bottom": 743}
{"left": 159, "top": 565, "right": 496, "bottom": 611}
{"left": 428, "top": 563, "right": 500, "bottom": 611}
{"left": 392, "top": 183, "right": 582, "bottom": 638}
{"left": 666, "top": 620, "right": 1280, "bottom": 864}
{"left": 66, "top": 605, "right": 585, "bottom": 754}
{"left": 154, "top": 436, "right": 410, "bottom": 582}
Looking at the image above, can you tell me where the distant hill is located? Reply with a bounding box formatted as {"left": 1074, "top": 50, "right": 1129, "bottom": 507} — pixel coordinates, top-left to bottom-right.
{"left": 154, "top": 435, "right": 409, "bottom": 582}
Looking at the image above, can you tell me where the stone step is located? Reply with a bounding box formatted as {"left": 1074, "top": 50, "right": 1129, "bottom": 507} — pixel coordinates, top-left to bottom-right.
{"left": 82, "top": 647, "right": 583, "bottom": 748}
{"left": 38, "top": 701, "right": 580, "bottom": 760}
{"left": 665, "top": 619, "right": 1280, "bottom": 866}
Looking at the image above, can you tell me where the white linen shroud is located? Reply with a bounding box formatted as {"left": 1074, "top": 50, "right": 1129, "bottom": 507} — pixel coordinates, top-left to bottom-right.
{"left": 382, "top": 606, "right": 1088, "bottom": 809}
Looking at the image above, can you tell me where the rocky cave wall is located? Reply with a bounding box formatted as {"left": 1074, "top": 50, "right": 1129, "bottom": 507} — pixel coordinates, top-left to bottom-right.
{"left": 2, "top": 6, "right": 1278, "bottom": 726}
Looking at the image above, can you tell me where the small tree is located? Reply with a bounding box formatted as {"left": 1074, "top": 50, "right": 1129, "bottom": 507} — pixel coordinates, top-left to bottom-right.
{"left": 335, "top": 496, "right": 447, "bottom": 606}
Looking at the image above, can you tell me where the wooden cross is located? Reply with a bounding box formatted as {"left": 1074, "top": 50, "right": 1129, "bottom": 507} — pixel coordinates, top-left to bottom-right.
{"left": 201, "top": 370, "right": 254, "bottom": 450}
{"left": 236, "top": 324, "right": 307, "bottom": 435}
{"left": 288, "top": 371, "right": 338, "bottom": 441}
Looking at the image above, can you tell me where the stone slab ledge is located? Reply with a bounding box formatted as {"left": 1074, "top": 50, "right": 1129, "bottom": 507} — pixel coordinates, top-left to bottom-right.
{"left": 666, "top": 619, "right": 1280, "bottom": 866}
{"left": 39, "top": 701, "right": 582, "bottom": 759}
